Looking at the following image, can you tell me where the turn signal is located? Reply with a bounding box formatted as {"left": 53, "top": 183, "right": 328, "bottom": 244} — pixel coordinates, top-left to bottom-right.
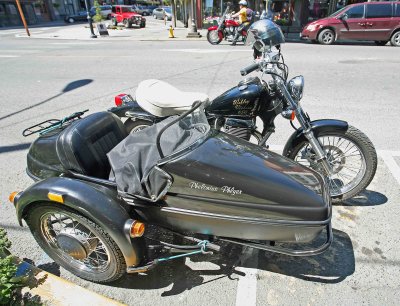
{"left": 47, "top": 192, "right": 64, "bottom": 204}
{"left": 130, "top": 221, "right": 145, "bottom": 238}
{"left": 9, "top": 191, "right": 19, "bottom": 204}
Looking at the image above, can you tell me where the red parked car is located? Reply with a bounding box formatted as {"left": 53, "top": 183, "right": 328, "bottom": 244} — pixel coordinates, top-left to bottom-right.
{"left": 301, "top": 1, "right": 400, "bottom": 46}
{"left": 111, "top": 5, "right": 146, "bottom": 28}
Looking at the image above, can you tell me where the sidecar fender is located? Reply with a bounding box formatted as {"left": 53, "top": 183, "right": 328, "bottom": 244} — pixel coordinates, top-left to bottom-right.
{"left": 15, "top": 177, "right": 142, "bottom": 267}
{"left": 283, "top": 119, "right": 349, "bottom": 157}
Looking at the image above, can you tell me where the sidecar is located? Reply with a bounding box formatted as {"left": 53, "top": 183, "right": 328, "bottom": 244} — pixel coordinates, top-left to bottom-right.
{"left": 10, "top": 103, "right": 332, "bottom": 283}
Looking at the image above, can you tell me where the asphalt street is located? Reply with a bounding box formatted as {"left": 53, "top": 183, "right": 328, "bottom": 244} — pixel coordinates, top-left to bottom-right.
{"left": 0, "top": 24, "right": 400, "bottom": 305}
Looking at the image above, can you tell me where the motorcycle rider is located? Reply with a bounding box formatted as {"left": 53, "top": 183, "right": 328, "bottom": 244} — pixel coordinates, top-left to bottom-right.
{"left": 231, "top": 0, "right": 251, "bottom": 45}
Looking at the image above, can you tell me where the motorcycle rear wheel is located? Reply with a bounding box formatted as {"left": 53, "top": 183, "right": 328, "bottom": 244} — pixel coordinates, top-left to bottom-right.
{"left": 286, "top": 126, "right": 377, "bottom": 202}
{"left": 26, "top": 204, "right": 126, "bottom": 283}
{"left": 207, "top": 30, "right": 223, "bottom": 45}
{"left": 124, "top": 118, "right": 152, "bottom": 134}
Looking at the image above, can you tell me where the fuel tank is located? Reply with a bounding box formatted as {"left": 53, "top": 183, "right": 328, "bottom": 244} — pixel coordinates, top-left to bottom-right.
{"left": 206, "top": 77, "right": 263, "bottom": 118}
{"left": 135, "top": 131, "right": 330, "bottom": 243}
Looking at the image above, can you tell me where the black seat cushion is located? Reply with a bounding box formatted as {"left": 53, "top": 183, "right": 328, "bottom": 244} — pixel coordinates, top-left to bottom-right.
{"left": 56, "top": 112, "right": 128, "bottom": 179}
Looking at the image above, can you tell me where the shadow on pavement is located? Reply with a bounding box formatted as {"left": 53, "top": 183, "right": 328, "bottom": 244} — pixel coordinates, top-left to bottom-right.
{"left": 338, "top": 189, "right": 388, "bottom": 207}
{"left": 107, "top": 228, "right": 353, "bottom": 296}
{"left": 0, "top": 143, "right": 31, "bottom": 154}
{"left": 0, "top": 79, "right": 93, "bottom": 121}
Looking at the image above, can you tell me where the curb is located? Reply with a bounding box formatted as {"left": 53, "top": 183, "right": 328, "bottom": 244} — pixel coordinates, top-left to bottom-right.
{"left": 15, "top": 260, "right": 126, "bottom": 306}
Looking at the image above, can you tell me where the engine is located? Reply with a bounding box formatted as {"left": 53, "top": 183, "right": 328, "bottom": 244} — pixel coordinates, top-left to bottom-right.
{"left": 221, "top": 118, "right": 255, "bottom": 141}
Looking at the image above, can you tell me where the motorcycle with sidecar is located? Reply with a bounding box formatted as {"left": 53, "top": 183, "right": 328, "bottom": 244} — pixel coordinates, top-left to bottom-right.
{"left": 109, "top": 21, "right": 377, "bottom": 203}
{"left": 9, "top": 100, "right": 332, "bottom": 283}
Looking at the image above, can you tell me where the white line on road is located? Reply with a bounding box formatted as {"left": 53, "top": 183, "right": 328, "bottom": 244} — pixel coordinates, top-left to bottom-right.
{"left": 378, "top": 151, "right": 400, "bottom": 186}
{"left": 0, "top": 55, "right": 19, "bottom": 58}
{"left": 163, "top": 48, "right": 249, "bottom": 53}
{"left": 235, "top": 248, "right": 259, "bottom": 306}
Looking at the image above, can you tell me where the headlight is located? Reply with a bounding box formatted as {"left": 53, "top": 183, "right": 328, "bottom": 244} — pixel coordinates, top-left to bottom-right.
{"left": 287, "top": 76, "right": 304, "bottom": 102}
{"left": 306, "top": 24, "right": 318, "bottom": 31}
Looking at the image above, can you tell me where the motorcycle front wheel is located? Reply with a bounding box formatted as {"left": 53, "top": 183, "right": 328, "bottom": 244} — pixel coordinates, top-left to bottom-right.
{"left": 26, "top": 204, "right": 126, "bottom": 283}
{"left": 286, "top": 126, "right": 377, "bottom": 202}
{"left": 207, "top": 30, "right": 223, "bottom": 45}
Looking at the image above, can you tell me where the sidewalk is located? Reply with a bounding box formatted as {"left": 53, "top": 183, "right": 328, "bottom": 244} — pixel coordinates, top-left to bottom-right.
{"left": 11, "top": 19, "right": 301, "bottom": 42}
{"left": 14, "top": 19, "right": 208, "bottom": 41}
{"left": 15, "top": 259, "right": 125, "bottom": 305}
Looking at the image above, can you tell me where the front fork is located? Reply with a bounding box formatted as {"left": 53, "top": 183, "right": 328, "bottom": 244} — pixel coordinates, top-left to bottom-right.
{"left": 276, "top": 80, "right": 333, "bottom": 176}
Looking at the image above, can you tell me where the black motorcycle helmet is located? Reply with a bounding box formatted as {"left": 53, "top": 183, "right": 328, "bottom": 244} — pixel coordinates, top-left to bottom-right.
{"left": 246, "top": 19, "right": 285, "bottom": 58}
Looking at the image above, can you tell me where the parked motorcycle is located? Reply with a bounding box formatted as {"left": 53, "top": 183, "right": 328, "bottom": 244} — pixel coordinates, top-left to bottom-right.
{"left": 109, "top": 20, "right": 377, "bottom": 203}
{"left": 207, "top": 5, "right": 247, "bottom": 45}
{"left": 10, "top": 100, "right": 332, "bottom": 283}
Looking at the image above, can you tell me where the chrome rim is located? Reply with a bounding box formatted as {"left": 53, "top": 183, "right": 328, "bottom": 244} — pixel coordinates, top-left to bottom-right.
{"left": 322, "top": 31, "right": 334, "bottom": 44}
{"left": 294, "top": 136, "right": 366, "bottom": 197}
{"left": 393, "top": 32, "right": 400, "bottom": 46}
{"left": 209, "top": 30, "right": 220, "bottom": 43}
{"left": 40, "top": 211, "right": 111, "bottom": 273}
{"left": 130, "top": 124, "right": 149, "bottom": 134}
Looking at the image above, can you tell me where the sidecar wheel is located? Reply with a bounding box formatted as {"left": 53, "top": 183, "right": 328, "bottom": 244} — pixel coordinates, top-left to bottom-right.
{"left": 288, "top": 126, "right": 377, "bottom": 203}
{"left": 124, "top": 119, "right": 152, "bottom": 134}
{"left": 26, "top": 204, "right": 126, "bottom": 283}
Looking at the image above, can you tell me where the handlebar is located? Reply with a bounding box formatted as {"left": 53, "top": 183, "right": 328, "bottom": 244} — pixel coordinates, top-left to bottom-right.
{"left": 240, "top": 62, "right": 260, "bottom": 76}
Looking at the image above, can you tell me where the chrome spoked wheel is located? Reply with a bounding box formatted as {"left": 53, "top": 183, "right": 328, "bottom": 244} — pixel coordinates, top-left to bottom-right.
{"left": 294, "top": 136, "right": 366, "bottom": 197}
{"left": 40, "top": 211, "right": 111, "bottom": 273}
{"left": 26, "top": 204, "right": 127, "bottom": 283}
{"left": 207, "top": 30, "right": 222, "bottom": 45}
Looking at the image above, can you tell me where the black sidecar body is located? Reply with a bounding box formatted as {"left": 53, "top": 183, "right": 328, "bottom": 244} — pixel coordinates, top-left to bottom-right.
{"left": 12, "top": 105, "right": 332, "bottom": 282}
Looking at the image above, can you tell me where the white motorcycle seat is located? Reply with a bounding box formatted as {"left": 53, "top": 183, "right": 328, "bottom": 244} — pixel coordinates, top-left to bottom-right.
{"left": 136, "top": 79, "right": 209, "bottom": 117}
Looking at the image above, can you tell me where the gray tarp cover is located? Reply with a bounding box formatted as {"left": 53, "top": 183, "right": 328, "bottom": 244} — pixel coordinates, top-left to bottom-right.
{"left": 107, "top": 114, "right": 209, "bottom": 198}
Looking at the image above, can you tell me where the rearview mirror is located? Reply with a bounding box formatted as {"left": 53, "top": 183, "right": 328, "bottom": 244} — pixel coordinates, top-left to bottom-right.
{"left": 338, "top": 13, "right": 348, "bottom": 21}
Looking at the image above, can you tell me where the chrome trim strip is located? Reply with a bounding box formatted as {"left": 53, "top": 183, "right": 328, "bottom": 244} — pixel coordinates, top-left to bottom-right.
{"left": 160, "top": 206, "right": 331, "bottom": 226}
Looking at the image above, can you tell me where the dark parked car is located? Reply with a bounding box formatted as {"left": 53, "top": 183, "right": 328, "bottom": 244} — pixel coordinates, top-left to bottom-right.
{"left": 64, "top": 11, "right": 89, "bottom": 23}
{"left": 132, "top": 5, "right": 152, "bottom": 16}
{"left": 301, "top": 1, "right": 400, "bottom": 46}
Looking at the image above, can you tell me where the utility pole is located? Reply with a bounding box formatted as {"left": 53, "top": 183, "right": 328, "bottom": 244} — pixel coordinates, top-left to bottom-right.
{"left": 15, "top": 0, "right": 30, "bottom": 37}
{"left": 84, "top": 0, "right": 97, "bottom": 38}
{"left": 186, "top": 0, "right": 201, "bottom": 37}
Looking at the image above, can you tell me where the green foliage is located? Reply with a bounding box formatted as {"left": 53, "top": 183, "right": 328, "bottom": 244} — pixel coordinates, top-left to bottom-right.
{"left": 93, "top": 0, "right": 103, "bottom": 23}
{"left": 0, "top": 228, "right": 41, "bottom": 305}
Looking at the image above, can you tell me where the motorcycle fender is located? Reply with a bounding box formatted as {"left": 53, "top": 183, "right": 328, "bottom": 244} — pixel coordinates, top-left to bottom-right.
{"left": 108, "top": 102, "right": 136, "bottom": 118}
{"left": 207, "top": 25, "right": 219, "bottom": 31}
{"left": 14, "top": 177, "right": 142, "bottom": 267}
{"left": 282, "top": 119, "right": 349, "bottom": 157}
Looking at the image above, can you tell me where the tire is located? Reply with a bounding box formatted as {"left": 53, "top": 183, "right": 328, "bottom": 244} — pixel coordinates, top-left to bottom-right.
{"left": 68, "top": 17, "right": 75, "bottom": 24}
{"left": 374, "top": 40, "right": 388, "bottom": 46}
{"left": 140, "top": 22, "right": 146, "bottom": 28}
{"left": 107, "top": 14, "right": 111, "bottom": 20}
{"left": 25, "top": 204, "right": 126, "bottom": 283}
{"left": 287, "top": 126, "right": 377, "bottom": 203}
{"left": 111, "top": 18, "right": 117, "bottom": 26}
{"left": 390, "top": 30, "right": 400, "bottom": 47}
{"left": 207, "top": 30, "right": 223, "bottom": 45}
{"left": 123, "top": 19, "right": 132, "bottom": 28}
{"left": 124, "top": 119, "right": 152, "bottom": 134}
{"left": 318, "top": 29, "right": 335, "bottom": 45}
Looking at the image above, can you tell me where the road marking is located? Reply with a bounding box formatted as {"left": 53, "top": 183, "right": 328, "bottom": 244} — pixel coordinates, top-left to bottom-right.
{"left": 163, "top": 48, "right": 249, "bottom": 53}
{"left": 379, "top": 151, "right": 400, "bottom": 186}
{"left": 0, "top": 55, "right": 19, "bottom": 58}
{"left": 235, "top": 248, "right": 258, "bottom": 306}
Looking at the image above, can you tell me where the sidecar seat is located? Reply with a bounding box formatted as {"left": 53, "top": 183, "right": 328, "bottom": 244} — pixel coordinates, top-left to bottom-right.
{"left": 56, "top": 112, "right": 128, "bottom": 179}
